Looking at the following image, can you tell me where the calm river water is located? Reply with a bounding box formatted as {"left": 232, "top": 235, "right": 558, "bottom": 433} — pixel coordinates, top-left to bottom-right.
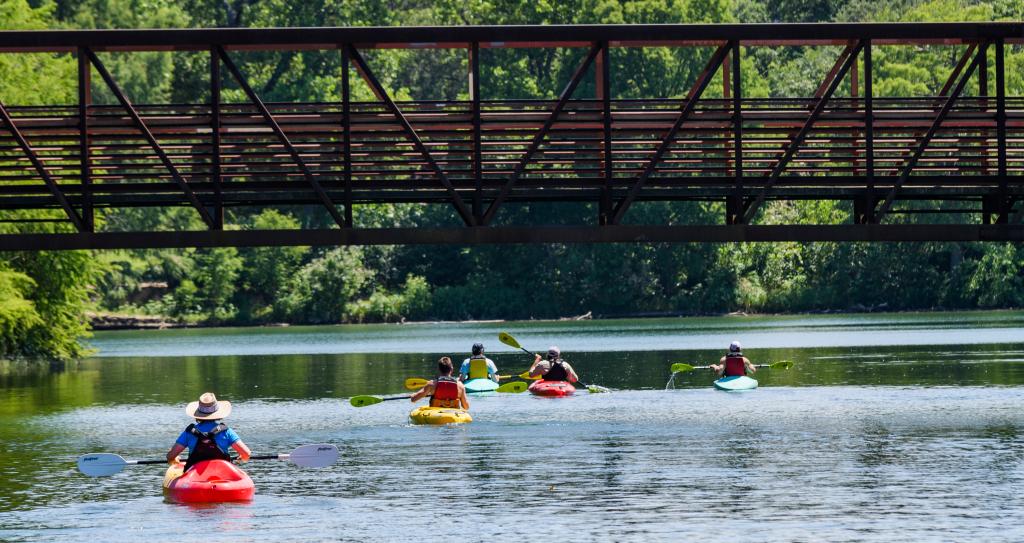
{"left": 2, "top": 312, "right": 1023, "bottom": 542}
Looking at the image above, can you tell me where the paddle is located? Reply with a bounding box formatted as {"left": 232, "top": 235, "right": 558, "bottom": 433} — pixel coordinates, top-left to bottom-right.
{"left": 405, "top": 375, "right": 512, "bottom": 390}
{"left": 350, "top": 394, "right": 411, "bottom": 407}
{"left": 77, "top": 443, "right": 339, "bottom": 477}
{"left": 354, "top": 381, "right": 528, "bottom": 407}
{"left": 498, "top": 332, "right": 609, "bottom": 393}
{"left": 670, "top": 361, "right": 793, "bottom": 373}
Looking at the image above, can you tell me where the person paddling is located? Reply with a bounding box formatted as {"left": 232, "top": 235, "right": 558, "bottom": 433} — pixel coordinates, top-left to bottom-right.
{"left": 411, "top": 357, "right": 470, "bottom": 410}
{"left": 166, "top": 392, "right": 252, "bottom": 471}
{"left": 710, "top": 341, "right": 756, "bottom": 377}
{"left": 528, "top": 346, "right": 578, "bottom": 382}
{"left": 459, "top": 342, "right": 499, "bottom": 383}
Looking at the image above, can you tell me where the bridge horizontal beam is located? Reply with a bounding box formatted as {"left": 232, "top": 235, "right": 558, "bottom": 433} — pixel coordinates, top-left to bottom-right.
{"left": 0, "top": 23, "right": 1023, "bottom": 52}
{"left": 2, "top": 224, "right": 1022, "bottom": 251}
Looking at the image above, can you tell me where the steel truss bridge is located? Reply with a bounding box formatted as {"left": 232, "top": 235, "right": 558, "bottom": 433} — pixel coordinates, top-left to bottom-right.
{"left": 0, "top": 23, "right": 1023, "bottom": 250}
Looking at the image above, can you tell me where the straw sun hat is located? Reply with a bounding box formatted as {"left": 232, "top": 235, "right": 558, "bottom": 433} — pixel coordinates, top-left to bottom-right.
{"left": 185, "top": 392, "right": 232, "bottom": 420}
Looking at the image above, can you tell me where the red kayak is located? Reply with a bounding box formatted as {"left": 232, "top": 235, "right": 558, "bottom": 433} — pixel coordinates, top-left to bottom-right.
{"left": 528, "top": 380, "right": 576, "bottom": 397}
{"left": 163, "top": 459, "right": 255, "bottom": 503}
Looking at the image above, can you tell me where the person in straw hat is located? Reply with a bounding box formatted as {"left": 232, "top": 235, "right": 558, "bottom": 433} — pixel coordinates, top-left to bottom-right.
{"left": 166, "top": 392, "right": 251, "bottom": 471}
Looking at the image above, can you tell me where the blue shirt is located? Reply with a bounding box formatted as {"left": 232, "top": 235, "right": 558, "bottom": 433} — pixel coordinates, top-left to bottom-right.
{"left": 175, "top": 420, "right": 240, "bottom": 454}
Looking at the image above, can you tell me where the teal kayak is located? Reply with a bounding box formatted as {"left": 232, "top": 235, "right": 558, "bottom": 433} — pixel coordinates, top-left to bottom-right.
{"left": 464, "top": 378, "right": 499, "bottom": 394}
{"left": 713, "top": 375, "right": 758, "bottom": 391}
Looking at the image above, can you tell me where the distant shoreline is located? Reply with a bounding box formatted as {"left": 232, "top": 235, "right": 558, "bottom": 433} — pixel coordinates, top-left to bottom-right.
{"left": 87, "top": 306, "right": 1022, "bottom": 332}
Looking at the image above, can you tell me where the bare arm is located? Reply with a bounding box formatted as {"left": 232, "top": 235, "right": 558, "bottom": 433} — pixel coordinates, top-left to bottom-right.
{"left": 167, "top": 443, "right": 186, "bottom": 464}
{"left": 458, "top": 383, "right": 470, "bottom": 410}
{"left": 566, "top": 364, "right": 579, "bottom": 383}
{"left": 231, "top": 440, "right": 252, "bottom": 462}
{"left": 745, "top": 357, "right": 757, "bottom": 373}
{"left": 411, "top": 381, "right": 434, "bottom": 402}
{"left": 528, "top": 354, "right": 545, "bottom": 378}
{"left": 711, "top": 356, "right": 727, "bottom": 376}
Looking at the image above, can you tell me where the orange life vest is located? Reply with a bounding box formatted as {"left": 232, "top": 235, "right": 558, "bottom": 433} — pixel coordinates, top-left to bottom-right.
{"left": 431, "top": 376, "right": 460, "bottom": 408}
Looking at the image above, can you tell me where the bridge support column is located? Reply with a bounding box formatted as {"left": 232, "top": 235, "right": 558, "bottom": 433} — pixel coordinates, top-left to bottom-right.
{"left": 854, "top": 197, "right": 877, "bottom": 225}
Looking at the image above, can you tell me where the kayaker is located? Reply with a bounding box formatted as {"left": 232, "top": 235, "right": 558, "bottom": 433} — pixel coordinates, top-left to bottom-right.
{"left": 166, "top": 392, "right": 252, "bottom": 471}
{"left": 459, "top": 342, "right": 499, "bottom": 383}
{"left": 710, "top": 341, "right": 757, "bottom": 377}
{"left": 411, "top": 356, "right": 470, "bottom": 410}
{"left": 528, "top": 346, "right": 578, "bottom": 382}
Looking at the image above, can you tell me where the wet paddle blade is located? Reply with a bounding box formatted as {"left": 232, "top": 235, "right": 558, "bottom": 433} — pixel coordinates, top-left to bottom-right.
{"left": 585, "top": 384, "right": 610, "bottom": 393}
{"left": 773, "top": 361, "right": 794, "bottom": 369}
{"left": 518, "top": 371, "right": 541, "bottom": 380}
{"left": 405, "top": 378, "right": 429, "bottom": 390}
{"left": 77, "top": 453, "right": 128, "bottom": 477}
{"left": 670, "top": 363, "right": 695, "bottom": 373}
{"left": 350, "top": 395, "right": 383, "bottom": 407}
{"left": 498, "top": 332, "right": 522, "bottom": 350}
{"left": 497, "top": 381, "right": 527, "bottom": 393}
{"left": 287, "top": 444, "right": 339, "bottom": 468}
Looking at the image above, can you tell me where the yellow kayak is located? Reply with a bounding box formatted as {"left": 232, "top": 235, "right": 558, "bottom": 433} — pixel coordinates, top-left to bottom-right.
{"left": 409, "top": 406, "right": 472, "bottom": 425}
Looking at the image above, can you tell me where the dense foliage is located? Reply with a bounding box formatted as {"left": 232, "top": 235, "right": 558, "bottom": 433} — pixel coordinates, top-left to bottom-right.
{"left": 1, "top": 0, "right": 1022, "bottom": 353}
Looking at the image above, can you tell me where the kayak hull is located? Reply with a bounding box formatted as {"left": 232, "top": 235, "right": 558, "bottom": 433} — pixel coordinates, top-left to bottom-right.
{"left": 714, "top": 375, "right": 759, "bottom": 391}
{"left": 464, "top": 378, "right": 499, "bottom": 395}
{"left": 163, "top": 459, "right": 254, "bottom": 503}
{"left": 409, "top": 405, "right": 472, "bottom": 425}
{"left": 528, "top": 380, "right": 576, "bottom": 397}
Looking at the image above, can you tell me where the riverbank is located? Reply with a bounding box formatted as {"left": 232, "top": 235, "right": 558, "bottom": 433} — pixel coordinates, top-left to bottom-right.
{"left": 86, "top": 303, "right": 1019, "bottom": 331}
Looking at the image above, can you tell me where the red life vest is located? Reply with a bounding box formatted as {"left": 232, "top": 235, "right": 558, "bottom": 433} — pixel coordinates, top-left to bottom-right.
{"left": 724, "top": 355, "right": 747, "bottom": 377}
{"left": 431, "top": 376, "right": 460, "bottom": 408}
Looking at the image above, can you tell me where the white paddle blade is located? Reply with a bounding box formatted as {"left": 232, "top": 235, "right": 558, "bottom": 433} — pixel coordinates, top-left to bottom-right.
{"left": 77, "top": 453, "right": 128, "bottom": 477}
{"left": 289, "top": 444, "right": 338, "bottom": 468}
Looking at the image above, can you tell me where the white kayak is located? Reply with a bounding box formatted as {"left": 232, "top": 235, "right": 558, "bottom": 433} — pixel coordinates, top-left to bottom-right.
{"left": 713, "top": 375, "right": 758, "bottom": 391}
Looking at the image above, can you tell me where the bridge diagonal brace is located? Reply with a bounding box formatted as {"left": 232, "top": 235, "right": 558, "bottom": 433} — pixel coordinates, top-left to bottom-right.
{"left": 0, "top": 101, "right": 86, "bottom": 232}
{"left": 481, "top": 44, "right": 603, "bottom": 226}
{"left": 217, "top": 47, "right": 347, "bottom": 228}
{"left": 610, "top": 43, "right": 731, "bottom": 225}
{"left": 85, "top": 48, "right": 216, "bottom": 229}
{"left": 742, "top": 41, "right": 864, "bottom": 224}
{"left": 346, "top": 45, "right": 475, "bottom": 226}
{"left": 875, "top": 43, "right": 988, "bottom": 222}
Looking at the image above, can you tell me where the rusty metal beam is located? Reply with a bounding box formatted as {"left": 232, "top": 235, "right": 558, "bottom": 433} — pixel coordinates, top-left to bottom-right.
{"left": 346, "top": 44, "right": 475, "bottom": 226}
{"left": 1, "top": 24, "right": 1023, "bottom": 53}
{"left": 481, "top": 43, "right": 603, "bottom": 226}
{"left": 469, "top": 42, "right": 483, "bottom": 224}
{"left": 217, "top": 46, "right": 347, "bottom": 228}
{"left": 209, "top": 46, "right": 224, "bottom": 230}
{"left": 597, "top": 40, "right": 612, "bottom": 226}
{"left": 341, "top": 45, "right": 354, "bottom": 227}
{"left": 76, "top": 47, "right": 93, "bottom": 232}
{"left": 84, "top": 48, "right": 215, "bottom": 229}
{"left": 875, "top": 43, "right": 988, "bottom": 221}
{"left": 742, "top": 41, "right": 863, "bottom": 224}
{"left": 2, "top": 224, "right": 1022, "bottom": 251}
{"left": 610, "top": 43, "right": 730, "bottom": 225}
{"left": 0, "top": 100, "right": 85, "bottom": 232}
{"left": 860, "top": 39, "right": 876, "bottom": 224}
{"left": 730, "top": 41, "right": 743, "bottom": 225}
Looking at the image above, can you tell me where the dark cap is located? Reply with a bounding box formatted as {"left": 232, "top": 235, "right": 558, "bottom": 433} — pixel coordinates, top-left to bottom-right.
{"left": 472, "top": 343, "right": 484, "bottom": 355}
